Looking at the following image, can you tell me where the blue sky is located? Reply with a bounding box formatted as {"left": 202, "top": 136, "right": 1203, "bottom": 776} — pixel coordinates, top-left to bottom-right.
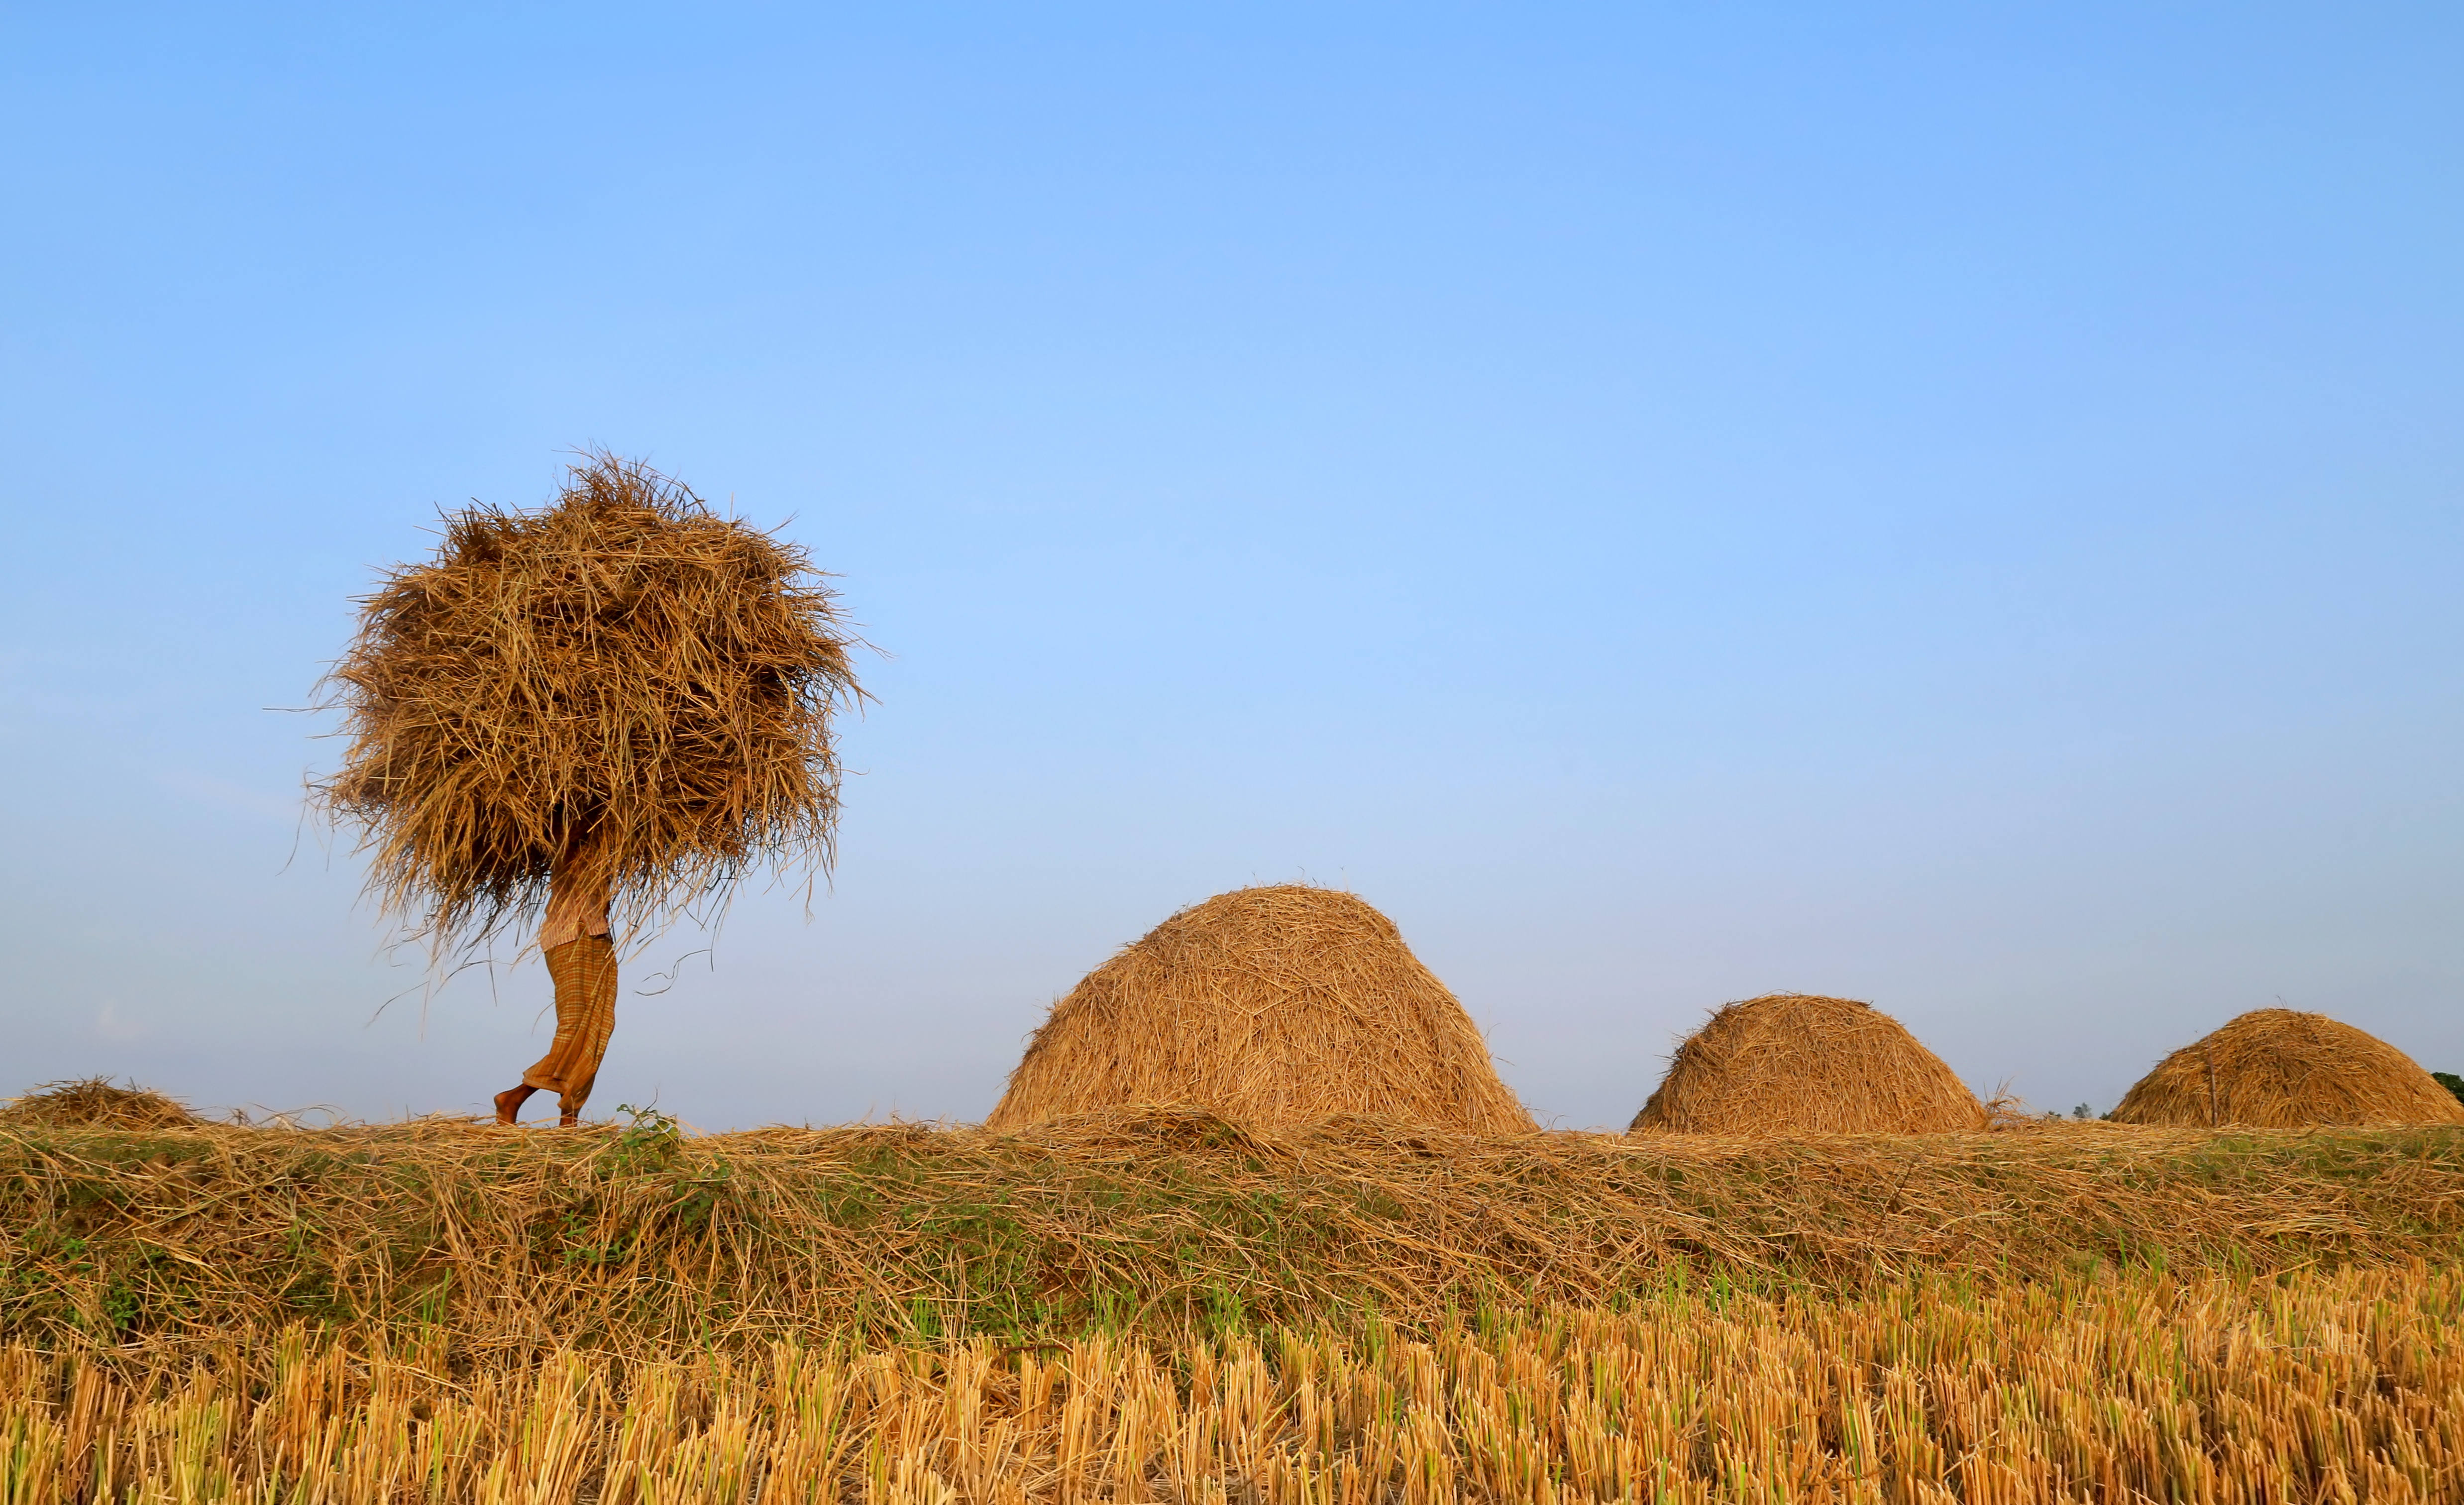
{"left": 3, "top": 4, "right": 2458, "bottom": 1129}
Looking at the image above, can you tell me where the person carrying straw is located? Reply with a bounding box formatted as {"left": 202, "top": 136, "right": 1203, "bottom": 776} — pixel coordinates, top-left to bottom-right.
{"left": 319, "top": 452, "right": 867, "bottom": 1124}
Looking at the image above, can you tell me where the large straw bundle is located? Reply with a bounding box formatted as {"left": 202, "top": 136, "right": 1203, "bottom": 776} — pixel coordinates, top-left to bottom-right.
{"left": 318, "top": 453, "right": 867, "bottom": 949}
{"left": 2109, "top": 1008, "right": 2464, "bottom": 1128}
{"left": 1630, "top": 994, "right": 1986, "bottom": 1134}
{"left": 986, "top": 885, "right": 1533, "bottom": 1133}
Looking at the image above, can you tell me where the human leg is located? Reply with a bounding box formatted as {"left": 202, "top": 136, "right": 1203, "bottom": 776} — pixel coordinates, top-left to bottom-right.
{"left": 516, "top": 934, "right": 619, "bottom": 1126}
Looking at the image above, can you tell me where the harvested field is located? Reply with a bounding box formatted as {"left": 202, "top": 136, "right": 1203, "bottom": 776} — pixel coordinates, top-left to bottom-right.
{"left": 0, "top": 1263, "right": 2456, "bottom": 1503}
{"left": 4, "top": 1113, "right": 2460, "bottom": 1357}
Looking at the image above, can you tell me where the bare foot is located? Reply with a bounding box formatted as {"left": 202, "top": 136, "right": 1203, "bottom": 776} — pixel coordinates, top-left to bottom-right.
{"left": 494, "top": 1085, "right": 536, "bottom": 1125}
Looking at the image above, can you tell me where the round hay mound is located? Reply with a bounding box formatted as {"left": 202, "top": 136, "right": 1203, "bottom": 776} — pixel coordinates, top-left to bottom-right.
{"left": 1, "top": 1078, "right": 199, "bottom": 1131}
{"left": 2109, "top": 1008, "right": 2464, "bottom": 1128}
{"left": 1629, "top": 994, "right": 1986, "bottom": 1134}
{"left": 985, "top": 885, "right": 1533, "bottom": 1133}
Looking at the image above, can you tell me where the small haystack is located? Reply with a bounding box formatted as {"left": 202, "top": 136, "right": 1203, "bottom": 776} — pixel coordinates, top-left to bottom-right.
{"left": 2108, "top": 1009, "right": 2464, "bottom": 1128}
{"left": 1, "top": 1078, "right": 199, "bottom": 1130}
{"left": 986, "top": 885, "right": 1533, "bottom": 1133}
{"left": 1630, "top": 994, "right": 1986, "bottom": 1134}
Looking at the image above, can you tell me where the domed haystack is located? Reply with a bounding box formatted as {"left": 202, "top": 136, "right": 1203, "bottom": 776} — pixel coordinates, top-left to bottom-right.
{"left": 1, "top": 1078, "right": 199, "bottom": 1130}
{"left": 1629, "top": 994, "right": 1986, "bottom": 1134}
{"left": 986, "top": 885, "right": 1534, "bottom": 1133}
{"left": 2109, "top": 1009, "right": 2464, "bottom": 1128}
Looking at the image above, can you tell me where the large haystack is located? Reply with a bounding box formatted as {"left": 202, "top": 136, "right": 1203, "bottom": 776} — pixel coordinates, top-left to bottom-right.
{"left": 986, "top": 885, "right": 1533, "bottom": 1133}
{"left": 2109, "top": 1008, "right": 2464, "bottom": 1128}
{"left": 1629, "top": 994, "right": 1986, "bottom": 1134}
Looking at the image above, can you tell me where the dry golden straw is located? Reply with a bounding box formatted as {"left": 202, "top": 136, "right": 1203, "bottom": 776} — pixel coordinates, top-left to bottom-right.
{"left": 9, "top": 1109, "right": 2460, "bottom": 1359}
{"left": 316, "top": 451, "right": 867, "bottom": 953}
{"left": 2111, "top": 1006, "right": 2464, "bottom": 1129}
{"left": 1630, "top": 993, "right": 1987, "bottom": 1134}
{"left": 986, "top": 886, "right": 1532, "bottom": 1134}
{"left": 0, "top": 1079, "right": 197, "bottom": 1132}
{"left": 2, "top": 1264, "right": 2456, "bottom": 1503}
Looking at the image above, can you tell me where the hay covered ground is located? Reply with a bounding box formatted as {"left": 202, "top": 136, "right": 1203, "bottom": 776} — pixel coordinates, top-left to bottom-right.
{"left": 5, "top": 1112, "right": 2460, "bottom": 1359}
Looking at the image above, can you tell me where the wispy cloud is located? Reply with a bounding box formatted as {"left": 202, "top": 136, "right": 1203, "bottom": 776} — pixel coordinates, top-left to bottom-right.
{"left": 96, "top": 1002, "right": 146, "bottom": 1043}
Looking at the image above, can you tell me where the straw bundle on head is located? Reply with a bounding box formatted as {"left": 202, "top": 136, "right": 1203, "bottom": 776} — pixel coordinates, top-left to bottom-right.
{"left": 2108, "top": 1009, "right": 2464, "bottom": 1128}
{"left": 318, "top": 452, "right": 867, "bottom": 950}
{"left": 1630, "top": 994, "right": 1987, "bottom": 1134}
{"left": 986, "top": 885, "right": 1533, "bottom": 1133}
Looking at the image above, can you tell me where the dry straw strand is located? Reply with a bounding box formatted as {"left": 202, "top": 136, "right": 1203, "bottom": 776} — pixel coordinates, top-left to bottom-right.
{"left": 1630, "top": 993, "right": 1988, "bottom": 1134}
{"left": 2111, "top": 1007, "right": 2464, "bottom": 1128}
{"left": 316, "top": 450, "right": 869, "bottom": 954}
{"left": 985, "top": 885, "right": 1533, "bottom": 1134}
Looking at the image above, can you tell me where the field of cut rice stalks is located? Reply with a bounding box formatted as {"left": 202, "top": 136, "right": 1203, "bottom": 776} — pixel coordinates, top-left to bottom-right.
{"left": 4, "top": 1112, "right": 2461, "bottom": 1500}
{"left": 2, "top": 1263, "right": 2457, "bottom": 1504}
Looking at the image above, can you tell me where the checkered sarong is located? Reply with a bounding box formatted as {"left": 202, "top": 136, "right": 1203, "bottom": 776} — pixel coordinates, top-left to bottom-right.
{"left": 523, "top": 935, "right": 618, "bottom": 1114}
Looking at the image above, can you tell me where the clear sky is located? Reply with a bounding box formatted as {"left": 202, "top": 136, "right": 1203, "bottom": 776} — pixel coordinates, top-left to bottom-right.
{"left": 3, "top": 4, "right": 2458, "bottom": 1130}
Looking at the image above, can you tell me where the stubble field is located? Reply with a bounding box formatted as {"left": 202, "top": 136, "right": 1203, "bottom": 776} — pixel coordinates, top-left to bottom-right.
{"left": 2, "top": 1113, "right": 2459, "bottom": 1502}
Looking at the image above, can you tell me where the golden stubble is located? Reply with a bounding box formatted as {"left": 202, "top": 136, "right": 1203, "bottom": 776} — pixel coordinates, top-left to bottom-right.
{"left": 0, "top": 1264, "right": 2456, "bottom": 1503}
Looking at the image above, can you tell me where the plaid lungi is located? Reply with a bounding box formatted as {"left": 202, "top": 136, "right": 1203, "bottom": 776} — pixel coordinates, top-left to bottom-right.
{"left": 524, "top": 935, "right": 618, "bottom": 1112}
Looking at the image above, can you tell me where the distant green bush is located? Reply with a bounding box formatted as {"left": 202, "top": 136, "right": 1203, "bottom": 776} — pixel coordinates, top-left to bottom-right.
{"left": 2434, "top": 1071, "right": 2464, "bottom": 1106}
